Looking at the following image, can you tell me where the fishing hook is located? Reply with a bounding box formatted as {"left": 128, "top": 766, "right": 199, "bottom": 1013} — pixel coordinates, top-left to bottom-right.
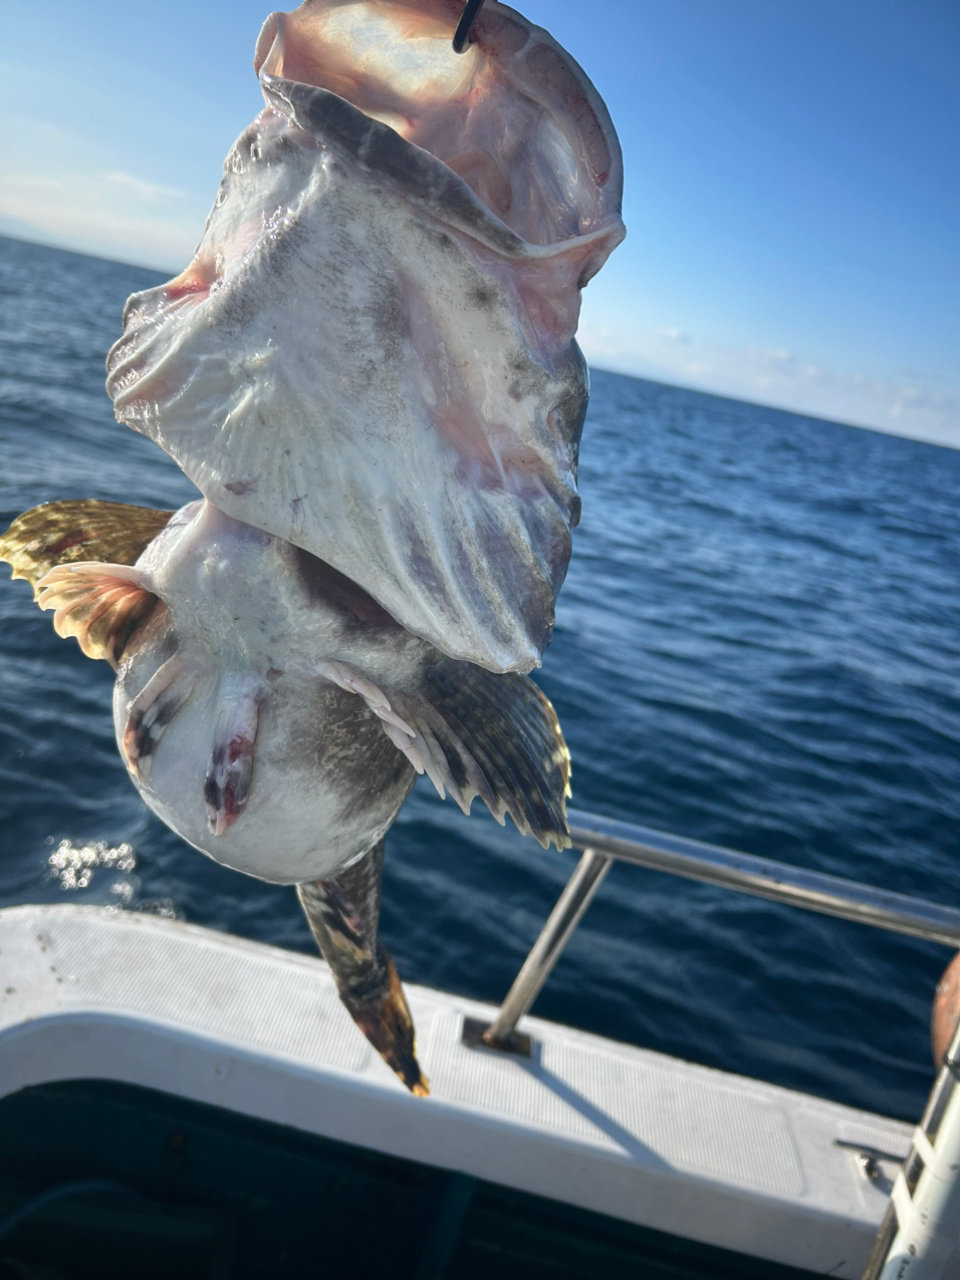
{"left": 453, "top": 0, "right": 485, "bottom": 53}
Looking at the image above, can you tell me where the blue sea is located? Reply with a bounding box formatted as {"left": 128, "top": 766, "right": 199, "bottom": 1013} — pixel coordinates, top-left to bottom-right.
{"left": 1, "top": 232, "right": 958, "bottom": 1124}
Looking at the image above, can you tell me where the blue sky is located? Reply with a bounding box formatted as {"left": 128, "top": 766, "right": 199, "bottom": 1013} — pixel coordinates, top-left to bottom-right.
{"left": 1, "top": 0, "right": 957, "bottom": 445}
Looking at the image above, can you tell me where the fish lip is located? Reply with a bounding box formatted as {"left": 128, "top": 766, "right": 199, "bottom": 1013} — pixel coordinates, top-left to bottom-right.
{"left": 253, "top": 0, "right": 625, "bottom": 240}
{"left": 104, "top": 286, "right": 196, "bottom": 400}
{"left": 259, "top": 72, "right": 625, "bottom": 265}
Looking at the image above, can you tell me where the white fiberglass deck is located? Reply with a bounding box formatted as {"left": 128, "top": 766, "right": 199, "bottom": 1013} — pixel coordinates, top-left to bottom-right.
{"left": 0, "top": 904, "right": 909, "bottom": 1275}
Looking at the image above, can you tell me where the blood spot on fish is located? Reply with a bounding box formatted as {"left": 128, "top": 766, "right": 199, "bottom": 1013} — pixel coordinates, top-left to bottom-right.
{"left": 227, "top": 734, "right": 252, "bottom": 764}
{"left": 474, "top": 13, "right": 528, "bottom": 59}
{"left": 164, "top": 256, "right": 216, "bottom": 304}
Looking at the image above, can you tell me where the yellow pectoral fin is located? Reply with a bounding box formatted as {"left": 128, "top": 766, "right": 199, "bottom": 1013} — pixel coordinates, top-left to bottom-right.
{"left": 0, "top": 500, "right": 173, "bottom": 593}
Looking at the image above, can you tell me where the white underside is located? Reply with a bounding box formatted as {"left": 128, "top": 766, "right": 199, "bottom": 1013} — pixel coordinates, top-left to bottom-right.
{"left": 0, "top": 904, "right": 914, "bottom": 1275}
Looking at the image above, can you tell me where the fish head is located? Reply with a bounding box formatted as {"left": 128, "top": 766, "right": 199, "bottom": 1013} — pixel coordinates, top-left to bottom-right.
{"left": 106, "top": 0, "right": 625, "bottom": 672}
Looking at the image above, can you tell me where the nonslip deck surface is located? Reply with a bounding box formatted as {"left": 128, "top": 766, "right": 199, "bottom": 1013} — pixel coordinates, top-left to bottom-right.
{"left": 0, "top": 905, "right": 911, "bottom": 1276}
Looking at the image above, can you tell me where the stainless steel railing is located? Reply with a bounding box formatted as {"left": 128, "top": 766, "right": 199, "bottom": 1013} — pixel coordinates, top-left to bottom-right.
{"left": 468, "top": 808, "right": 960, "bottom": 1279}
{"left": 474, "top": 807, "right": 960, "bottom": 1053}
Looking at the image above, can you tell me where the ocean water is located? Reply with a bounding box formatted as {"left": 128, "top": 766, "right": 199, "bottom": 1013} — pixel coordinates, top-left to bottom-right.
{"left": 1, "top": 232, "right": 958, "bottom": 1124}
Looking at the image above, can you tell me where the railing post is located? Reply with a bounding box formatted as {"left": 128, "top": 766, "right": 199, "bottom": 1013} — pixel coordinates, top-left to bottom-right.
{"left": 479, "top": 848, "right": 613, "bottom": 1050}
{"left": 861, "top": 1018, "right": 960, "bottom": 1278}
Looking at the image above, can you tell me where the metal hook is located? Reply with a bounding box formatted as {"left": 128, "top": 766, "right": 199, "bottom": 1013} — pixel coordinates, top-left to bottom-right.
{"left": 452, "top": 0, "right": 485, "bottom": 53}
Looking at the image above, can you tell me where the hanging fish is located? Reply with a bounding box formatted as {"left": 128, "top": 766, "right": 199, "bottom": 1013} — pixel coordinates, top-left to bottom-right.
{"left": 105, "top": 0, "right": 625, "bottom": 674}
{"left": 0, "top": 498, "right": 571, "bottom": 1092}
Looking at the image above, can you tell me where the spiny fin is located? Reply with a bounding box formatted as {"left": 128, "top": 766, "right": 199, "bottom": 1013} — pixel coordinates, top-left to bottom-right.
{"left": 314, "top": 659, "right": 417, "bottom": 741}
{"left": 35, "top": 562, "right": 162, "bottom": 668}
{"left": 0, "top": 500, "right": 173, "bottom": 595}
{"left": 321, "top": 658, "right": 571, "bottom": 850}
{"left": 412, "top": 661, "right": 571, "bottom": 850}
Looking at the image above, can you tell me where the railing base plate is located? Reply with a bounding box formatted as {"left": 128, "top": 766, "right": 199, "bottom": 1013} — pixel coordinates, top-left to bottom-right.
{"left": 461, "top": 1016, "right": 532, "bottom": 1058}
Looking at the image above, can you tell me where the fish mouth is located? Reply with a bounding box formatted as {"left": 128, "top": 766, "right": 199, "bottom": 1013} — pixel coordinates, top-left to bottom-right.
{"left": 104, "top": 1, "right": 624, "bottom": 673}
{"left": 253, "top": 0, "right": 624, "bottom": 260}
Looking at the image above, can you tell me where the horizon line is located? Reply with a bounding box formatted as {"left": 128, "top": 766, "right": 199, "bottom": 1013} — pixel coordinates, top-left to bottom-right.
{"left": 4, "top": 229, "right": 957, "bottom": 455}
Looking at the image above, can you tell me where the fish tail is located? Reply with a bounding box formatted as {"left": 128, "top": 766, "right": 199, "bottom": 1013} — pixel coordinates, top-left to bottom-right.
{"left": 297, "top": 841, "right": 428, "bottom": 1096}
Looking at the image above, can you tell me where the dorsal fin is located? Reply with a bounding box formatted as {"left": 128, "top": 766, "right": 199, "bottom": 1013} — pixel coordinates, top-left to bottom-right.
{"left": 0, "top": 500, "right": 173, "bottom": 596}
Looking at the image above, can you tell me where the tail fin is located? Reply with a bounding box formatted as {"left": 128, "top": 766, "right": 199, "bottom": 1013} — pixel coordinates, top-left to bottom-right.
{"left": 297, "top": 840, "right": 429, "bottom": 1097}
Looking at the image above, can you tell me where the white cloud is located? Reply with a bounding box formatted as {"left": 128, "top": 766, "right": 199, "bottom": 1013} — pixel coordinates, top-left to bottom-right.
{"left": 578, "top": 320, "right": 960, "bottom": 451}
{"left": 0, "top": 170, "right": 201, "bottom": 270}
{"left": 101, "top": 171, "right": 188, "bottom": 202}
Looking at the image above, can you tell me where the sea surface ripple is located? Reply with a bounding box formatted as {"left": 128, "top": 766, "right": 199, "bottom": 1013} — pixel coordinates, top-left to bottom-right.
{"left": 1, "top": 235, "right": 958, "bottom": 1121}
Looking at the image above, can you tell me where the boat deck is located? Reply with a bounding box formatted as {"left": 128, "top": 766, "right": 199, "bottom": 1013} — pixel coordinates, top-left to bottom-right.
{"left": 0, "top": 905, "right": 912, "bottom": 1277}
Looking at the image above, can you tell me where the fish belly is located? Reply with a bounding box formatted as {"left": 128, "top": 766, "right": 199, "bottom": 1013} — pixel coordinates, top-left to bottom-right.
{"left": 114, "top": 649, "right": 416, "bottom": 884}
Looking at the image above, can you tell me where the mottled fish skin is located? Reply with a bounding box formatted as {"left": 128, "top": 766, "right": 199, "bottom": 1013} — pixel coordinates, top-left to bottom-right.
{"left": 106, "top": 0, "right": 624, "bottom": 674}
{"left": 30, "top": 498, "right": 570, "bottom": 885}
{"left": 111, "top": 500, "right": 421, "bottom": 884}
{"left": 297, "top": 839, "right": 429, "bottom": 1095}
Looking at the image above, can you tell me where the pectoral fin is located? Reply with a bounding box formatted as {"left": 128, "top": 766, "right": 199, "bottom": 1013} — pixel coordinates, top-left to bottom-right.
{"left": 316, "top": 655, "right": 570, "bottom": 849}
{"left": 339, "top": 658, "right": 572, "bottom": 850}
{"left": 34, "top": 561, "right": 163, "bottom": 669}
{"left": 314, "top": 658, "right": 418, "bottom": 750}
{"left": 419, "top": 662, "right": 572, "bottom": 849}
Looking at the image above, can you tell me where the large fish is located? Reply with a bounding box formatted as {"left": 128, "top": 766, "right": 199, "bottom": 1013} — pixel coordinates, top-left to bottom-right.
{"left": 105, "top": 0, "right": 624, "bottom": 674}
{"left": 0, "top": 499, "right": 571, "bottom": 1091}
